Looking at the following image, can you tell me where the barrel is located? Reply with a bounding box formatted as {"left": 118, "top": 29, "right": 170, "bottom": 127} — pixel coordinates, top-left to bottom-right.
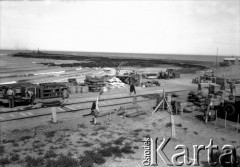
{"left": 68, "top": 86, "right": 77, "bottom": 94}
{"left": 81, "top": 86, "right": 89, "bottom": 93}
{"left": 76, "top": 86, "right": 82, "bottom": 93}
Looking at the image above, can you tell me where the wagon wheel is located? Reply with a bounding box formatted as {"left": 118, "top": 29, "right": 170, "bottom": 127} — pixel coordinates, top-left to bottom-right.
{"left": 224, "top": 104, "right": 235, "bottom": 116}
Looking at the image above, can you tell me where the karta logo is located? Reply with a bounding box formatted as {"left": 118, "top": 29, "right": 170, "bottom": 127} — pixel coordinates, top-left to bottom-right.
{"left": 142, "top": 137, "right": 239, "bottom": 166}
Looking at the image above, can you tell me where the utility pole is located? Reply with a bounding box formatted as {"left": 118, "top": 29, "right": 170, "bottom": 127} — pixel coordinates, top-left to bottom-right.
{"left": 216, "top": 46, "right": 218, "bottom": 69}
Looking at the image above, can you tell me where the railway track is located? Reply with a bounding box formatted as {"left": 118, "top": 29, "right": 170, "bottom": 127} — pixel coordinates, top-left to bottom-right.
{"left": 0, "top": 89, "right": 190, "bottom": 122}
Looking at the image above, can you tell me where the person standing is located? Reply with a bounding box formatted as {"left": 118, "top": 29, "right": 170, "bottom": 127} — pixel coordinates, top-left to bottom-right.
{"left": 91, "top": 97, "right": 100, "bottom": 125}
{"left": 61, "top": 87, "right": 69, "bottom": 104}
{"left": 6, "top": 87, "right": 15, "bottom": 108}
{"left": 25, "top": 89, "right": 35, "bottom": 105}
{"left": 129, "top": 81, "right": 136, "bottom": 95}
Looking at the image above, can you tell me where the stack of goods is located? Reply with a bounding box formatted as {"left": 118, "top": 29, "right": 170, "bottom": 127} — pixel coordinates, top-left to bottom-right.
{"left": 183, "top": 102, "right": 198, "bottom": 113}
{"left": 84, "top": 75, "right": 107, "bottom": 92}
{"left": 142, "top": 80, "right": 160, "bottom": 87}
{"left": 39, "top": 82, "right": 66, "bottom": 99}
{"left": 232, "top": 83, "right": 240, "bottom": 95}
{"left": 188, "top": 90, "right": 207, "bottom": 107}
{"left": 208, "top": 83, "right": 221, "bottom": 94}
{"left": 107, "top": 77, "right": 125, "bottom": 89}
{"left": 216, "top": 77, "right": 230, "bottom": 91}
{"left": 192, "top": 77, "right": 200, "bottom": 84}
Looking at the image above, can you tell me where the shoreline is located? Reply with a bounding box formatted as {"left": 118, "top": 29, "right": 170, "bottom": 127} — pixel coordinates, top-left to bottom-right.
{"left": 11, "top": 51, "right": 210, "bottom": 74}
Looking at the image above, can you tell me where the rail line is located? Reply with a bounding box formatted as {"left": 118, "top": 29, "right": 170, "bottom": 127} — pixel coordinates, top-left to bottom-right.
{"left": 0, "top": 89, "right": 190, "bottom": 115}
{"left": 0, "top": 89, "right": 191, "bottom": 122}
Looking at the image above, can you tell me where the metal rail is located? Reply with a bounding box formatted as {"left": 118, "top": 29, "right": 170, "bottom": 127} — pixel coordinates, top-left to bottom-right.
{"left": 0, "top": 98, "right": 153, "bottom": 122}
{"left": 0, "top": 89, "right": 191, "bottom": 122}
{"left": 0, "top": 89, "right": 190, "bottom": 115}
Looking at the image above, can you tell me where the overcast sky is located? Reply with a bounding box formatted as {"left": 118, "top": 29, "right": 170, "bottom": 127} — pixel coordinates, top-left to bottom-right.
{"left": 0, "top": 0, "right": 239, "bottom": 56}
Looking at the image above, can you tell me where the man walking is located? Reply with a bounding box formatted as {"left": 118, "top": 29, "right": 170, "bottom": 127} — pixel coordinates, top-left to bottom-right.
{"left": 25, "top": 89, "right": 35, "bottom": 105}
{"left": 129, "top": 81, "right": 136, "bottom": 95}
{"left": 6, "top": 87, "right": 15, "bottom": 108}
{"left": 61, "top": 87, "right": 69, "bottom": 104}
{"left": 91, "top": 97, "right": 100, "bottom": 125}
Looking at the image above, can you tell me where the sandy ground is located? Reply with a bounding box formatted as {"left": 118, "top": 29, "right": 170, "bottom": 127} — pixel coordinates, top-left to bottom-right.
{"left": 1, "top": 101, "right": 239, "bottom": 167}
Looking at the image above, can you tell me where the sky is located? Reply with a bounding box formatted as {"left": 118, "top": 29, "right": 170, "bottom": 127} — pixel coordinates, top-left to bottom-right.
{"left": 0, "top": 0, "right": 239, "bottom": 56}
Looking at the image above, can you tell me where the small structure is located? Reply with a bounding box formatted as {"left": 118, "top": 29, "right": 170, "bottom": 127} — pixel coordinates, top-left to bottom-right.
{"left": 223, "top": 58, "right": 239, "bottom": 66}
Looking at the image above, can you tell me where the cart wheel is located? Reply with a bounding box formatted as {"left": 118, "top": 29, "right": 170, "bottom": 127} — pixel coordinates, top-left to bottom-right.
{"left": 224, "top": 104, "right": 235, "bottom": 116}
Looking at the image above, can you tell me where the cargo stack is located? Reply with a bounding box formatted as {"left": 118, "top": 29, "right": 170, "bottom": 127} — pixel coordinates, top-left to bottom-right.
{"left": 216, "top": 77, "right": 230, "bottom": 91}
{"left": 208, "top": 83, "right": 221, "bottom": 94}
{"left": 188, "top": 91, "right": 206, "bottom": 107}
{"left": 85, "top": 75, "right": 107, "bottom": 92}
{"left": 39, "top": 82, "right": 66, "bottom": 99}
{"left": 232, "top": 84, "right": 240, "bottom": 95}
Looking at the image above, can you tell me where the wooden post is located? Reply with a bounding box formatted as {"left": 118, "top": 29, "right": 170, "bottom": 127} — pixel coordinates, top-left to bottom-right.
{"left": 175, "top": 101, "right": 178, "bottom": 115}
{"left": 0, "top": 108, "right": 2, "bottom": 144}
{"left": 152, "top": 99, "right": 154, "bottom": 109}
{"left": 171, "top": 113, "right": 176, "bottom": 138}
{"left": 237, "top": 114, "right": 239, "bottom": 133}
{"left": 224, "top": 111, "right": 227, "bottom": 129}
{"left": 124, "top": 106, "right": 127, "bottom": 117}
{"left": 52, "top": 107, "right": 57, "bottom": 123}
{"left": 163, "top": 89, "right": 165, "bottom": 111}
{"left": 192, "top": 108, "right": 194, "bottom": 119}
{"left": 215, "top": 110, "right": 218, "bottom": 126}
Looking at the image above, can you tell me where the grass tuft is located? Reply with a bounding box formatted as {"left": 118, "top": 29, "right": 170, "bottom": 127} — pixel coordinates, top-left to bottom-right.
{"left": 113, "top": 137, "right": 126, "bottom": 145}
{"left": 78, "top": 123, "right": 87, "bottom": 129}
{"left": 176, "top": 123, "right": 182, "bottom": 127}
{"left": 45, "top": 131, "right": 56, "bottom": 138}
{"left": 0, "top": 157, "right": 11, "bottom": 165}
{"left": 44, "top": 149, "right": 58, "bottom": 159}
{"left": 0, "top": 145, "right": 5, "bottom": 155}
{"left": 165, "top": 122, "right": 172, "bottom": 127}
{"left": 25, "top": 155, "right": 44, "bottom": 167}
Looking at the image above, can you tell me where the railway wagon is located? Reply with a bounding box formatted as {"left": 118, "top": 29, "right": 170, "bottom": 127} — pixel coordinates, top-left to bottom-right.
{"left": 0, "top": 82, "right": 67, "bottom": 107}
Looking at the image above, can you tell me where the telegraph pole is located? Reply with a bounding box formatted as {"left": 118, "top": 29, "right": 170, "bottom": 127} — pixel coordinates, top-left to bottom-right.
{"left": 216, "top": 47, "right": 218, "bottom": 69}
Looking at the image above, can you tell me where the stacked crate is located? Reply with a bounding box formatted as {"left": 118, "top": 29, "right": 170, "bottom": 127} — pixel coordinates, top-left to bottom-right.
{"left": 39, "top": 83, "right": 66, "bottom": 99}
{"left": 85, "top": 76, "right": 106, "bottom": 92}
{"left": 216, "top": 77, "right": 230, "bottom": 91}
{"left": 208, "top": 83, "right": 221, "bottom": 94}
{"left": 198, "top": 83, "right": 209, "bottom": 91}
{"left": 232, "top": 84, "right": 240, "bottom": 95}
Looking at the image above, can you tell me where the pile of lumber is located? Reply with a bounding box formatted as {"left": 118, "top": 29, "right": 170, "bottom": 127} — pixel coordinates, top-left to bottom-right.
{"left": 107, "top": 77, "right": 125, "bottom": 89}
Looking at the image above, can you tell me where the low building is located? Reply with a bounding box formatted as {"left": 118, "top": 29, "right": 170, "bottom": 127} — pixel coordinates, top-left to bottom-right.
{"left": 223, "top": 58, "right": 239, "bottom": 65}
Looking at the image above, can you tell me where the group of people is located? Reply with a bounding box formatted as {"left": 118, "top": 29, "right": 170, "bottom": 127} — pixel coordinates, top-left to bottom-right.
{"left": 2, "top": 82, "right": 136, "bottom": 126}
{"left": 2, "top": 87, "right": 35, "bottom": 108}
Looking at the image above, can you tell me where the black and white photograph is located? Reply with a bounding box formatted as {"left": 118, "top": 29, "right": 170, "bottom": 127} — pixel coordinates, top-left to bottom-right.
{"left": 0, "top": 0, "right": 240, "bottom": 167}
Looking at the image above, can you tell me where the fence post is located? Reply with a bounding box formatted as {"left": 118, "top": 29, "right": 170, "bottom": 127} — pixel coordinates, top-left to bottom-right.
{"left": 171, "top": 114, "right": 176, "bottom": 138}
{"left": 0, "top": 108, "right": 2, "bottom": 144}
{"left": 224, "top": 111, "right": 227, "bottom": 129}
{"left": 192, "top": 109, "right": 194, "bottom": 120}
{"left": 215, "top": 110, "right": 218, "bottom": 126}
{"left": 237, "top": 114, "right": 239, "bottom": 133}
{"left": 52, "top": 107, "right": 57, "bottom": 123}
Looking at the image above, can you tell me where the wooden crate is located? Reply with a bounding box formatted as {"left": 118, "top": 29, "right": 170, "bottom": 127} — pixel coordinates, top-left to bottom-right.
{"left": 198, "top": 83, "right": 209, "bottom": 91}
{"left": 209, "top": 83, "right": 221, "bottom": 94}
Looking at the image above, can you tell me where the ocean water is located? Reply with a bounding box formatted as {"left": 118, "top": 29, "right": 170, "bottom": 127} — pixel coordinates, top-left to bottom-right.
{"left": 1, "top": 49, "right": 238, "bottom": 62}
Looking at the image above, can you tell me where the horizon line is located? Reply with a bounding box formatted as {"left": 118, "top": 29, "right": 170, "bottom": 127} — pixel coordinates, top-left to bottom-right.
{"left": 0, "top": 48, "right": 239, "bottom": 57}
